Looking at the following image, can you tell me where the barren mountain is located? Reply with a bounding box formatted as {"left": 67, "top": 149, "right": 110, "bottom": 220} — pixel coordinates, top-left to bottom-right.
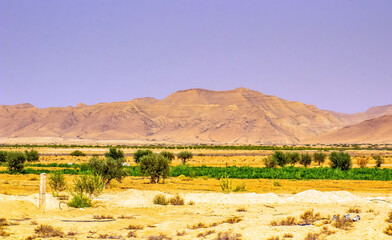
{"left": 309, "top": 114, "right": 392, "bottom": 144}
{"left": 0, "top": 88, "right": 345, "bottom": 144}
{"left": 326, "top": 104, "right": 392, "bottom": 125}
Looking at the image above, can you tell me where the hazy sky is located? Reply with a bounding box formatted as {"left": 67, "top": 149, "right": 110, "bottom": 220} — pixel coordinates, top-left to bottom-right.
{"left": 1, "top": 1, "right": 391, "bottom": 113}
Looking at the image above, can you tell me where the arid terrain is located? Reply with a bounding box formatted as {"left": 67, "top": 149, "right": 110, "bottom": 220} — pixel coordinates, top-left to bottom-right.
{"left": 1, "top": 147, "right": 392, "bottom": 239}
{"left": 1, "top": 88, "right": 392, "bottom": 145}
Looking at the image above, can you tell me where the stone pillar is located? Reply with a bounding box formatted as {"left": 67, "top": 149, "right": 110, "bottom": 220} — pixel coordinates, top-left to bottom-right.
{"left": 39, "top": 173, "right": 46, "bottom": 210}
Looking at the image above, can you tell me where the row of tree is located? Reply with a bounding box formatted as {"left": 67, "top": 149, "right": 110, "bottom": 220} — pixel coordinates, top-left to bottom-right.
{"left": 0, "top": 150, "right": 39, "bottom": 173}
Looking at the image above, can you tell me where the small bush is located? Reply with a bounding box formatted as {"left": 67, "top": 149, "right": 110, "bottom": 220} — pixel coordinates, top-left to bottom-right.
{"left": 25, "top": 149, "right": 39, "bottom": 162}
{"left": 70, "top": 150, "right": 86, "bottom": 156}
{"left": 148, "top": 233, "right": 172, "bottom": 240}
{"left": 233, "top": 182, "right": 246, "bottom": 192}
{"left": 222, "top": 216, "right": 242, "bottom": 224}
{"left": 214, "top": 231, "right": 242, "bottom": 240}
{"left": 374, "top": 155, "right": 384, "bottom": 168}
{"left": 128, "top": 231, "right": 137, "bottom": 238}
{"left": 236, "top": 207, "right": 247, "bottom": 212}
{"left": 188, "top": 222, "right": 208, "bottom": 229}
{"left": 331, "top": 214, "right": 353, "bottom": 230}
{"left": 283, "top": 233, "right": 293, "bottom": 238}
{"left": 220, "top": 173, "right": 232, "bottom": 193}
{"left": 347, "top": 207, "right": 361, "bottom": 213}
{"left": 271, "top": 216, "right": 297, "bottom": 226}
{"left": 34, "top": 224, "right": 65, "bottom": 238}
{"left": 68, "top": 194, "right": 92, "bottom": 208}
{"left": 169, "top": 194, "right": 184, "bottom": 205}
{"left": 384, "top": 224, "right": 392, "bottom": 235}
{"left": 300, "top": 209, "right": 322, "bottom": 224}
{"left": 93, "top": 215, "right": 113, "bottom": 219}
{"left": 386, "top": 211, "right": 392, "bottom": 223}
{"left": 330, "top": 152, "right": 352, "bottom": 170}
{"left": 153, "top": 194, "right": 169, "bottom": 205}
{"left": 127, "top": 224, "right": 144, "bottom": 230}
{"left": 49, "top": 172, "right": 66, "bottom": 196}
{"left": 357, "top": 157, "right": 368, "bottom": 168}
{"left": 188, "top": 200, "right": 195, "bottom": 205}
{"left": 197, "top": 230, "right": 215, "bottom": 238}
{"left": 263, "top": 156, "right": 278, "bottom": 168}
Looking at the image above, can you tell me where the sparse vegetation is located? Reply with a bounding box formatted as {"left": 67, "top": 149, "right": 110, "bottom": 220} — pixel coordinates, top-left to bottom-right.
{"left": 197, "top": 230, "right": 216, "bottom": 238}
{"left": 148, "top": 234, "right": 172, "bottom": 240}
{"left": 330, "top": 152, "right": 352, "bottom": 170}
{"left": 271, "top": 216, "right": 297, "bottom": 226}
{"left": 357, "top": 156, "right": 369, "bottom": 168}
{"left": 220, "top": 173, "right": 232, "bottom": 193}
{"left": 169, "top": 194, "right": 185, "bottom": 205}
{"left": 214, "top": 231, "right": 242, "bottom": 240}
{"left": 127, "top": 224, "right": 144, "bottom": 230}
{"left": 222, "top": 216, "right": 242, "bottom": 224}
{"left": 48, "top": 172, "right": 66, "bottom": 196}
{"left": 384, "top": 224, "right": 392, "bottom": 236}
{"left": 34, "top": 224, "right": 65, "bottom": 238}
{"left": 385, "top": 211, "right": 392, "bottom": 223}
{"left": 93, "top": 215, "right": 114, "bottom": 219}
{"left": 153, "top": 194, "right": 169, "bottom": 205}
{"left": 236, "top": 207, "right": 247, "bottom": 212}
{"left": 300, "top": 209, "right": 322, "bottom": 224}
{"left": 347, "top": 207, "right": 361, "bottom": 213}
{"left": 70, "top": 150, "right": 86, "bottom": 156}
{"left": 331, "top": 214, "right": 353, "bottom": 230}
{"left": 177, "top": 151, "right": 193, "bottom": 164}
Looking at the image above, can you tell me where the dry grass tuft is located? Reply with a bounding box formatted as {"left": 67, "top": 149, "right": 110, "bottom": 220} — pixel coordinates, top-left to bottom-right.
{"left": 386, "top": 212, "right": 392, "bottom": 223}
{"left": 384, "top": 224, "right": 392, "bottom": 236}
{"left": 176, "top": 230, "right": 186, "bottom": 236}
{"left": 347, "top": 207, "right": 361, "bottom": 213}
{"left": 197, "top": 230, "right": 215, "bottom": 237}
{"left": 127, "top": 224, "right": 144, "bottom": 230}
{"left": 148, "top": 233, "right": 172, "bottom": 240}
{"left": 214, "top": 231, "right": 242, "bottom": 240}
{"left": 271, "top": 216, "right": 297, "bottom": 226}
{"left": 93, "top": 214, "right": 114, "bottom": 220}
{"left": 188, "top": 222, "right": 208, "bottom": 229}
{"left": 169, "top": 194, "right": 185, "bottom": 205}
{"left": 188, "top": 200, "right": 195, "bottom": 205}
{"left": 236, "top": 207, "right": 247, "bottom": 212}
{"left": 153, "top": 194, "right": 169, "bottom": 205}
{"left": 300, "top": 209, "right": 322, "bottom": 224}
{"left": 118, "top": 215, "right": 135, "bottom": 219}
{"left": 127, "top": 231, "right": 137, "bottom": 238}
{"left": 283, "top": 233, "right": 293, "bottom": 238}
{"left": 304, "top": 232, "right": 320, "bottom": 240}
{"left": 266, "top": 236, "right": 280, "bottom": 240}
{"left": 331, "top": 215, "right": 353, "bottom": 230}
{"left": 222, "top": 216, "right": 243, "bottom": 224}
{"left": 34, "top": 224, "right": 65, "bottom": 238}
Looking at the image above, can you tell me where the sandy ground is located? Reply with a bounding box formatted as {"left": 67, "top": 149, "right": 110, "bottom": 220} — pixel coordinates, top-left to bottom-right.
{"left": 1, "top": 189, "right": 392, "bottom": 239}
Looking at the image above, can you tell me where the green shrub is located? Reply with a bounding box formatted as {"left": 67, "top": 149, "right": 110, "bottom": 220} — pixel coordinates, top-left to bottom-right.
{"left": 272, "top": 151, "right": 288, "bottom": 167}
{"left": 300, "top": 153, "right": 312, "bottom": 167}
{"left": 49, "top": 172, "right": 66, "bottom": 196}
{"left": 263, "top": 156, "right": 278, "bottom": 168}
{"left": 104, "top": 147, "right": 124, "bottom": 160}
{"left": 153, "top": 194, "right": 169, "bottom": 205}
{"left": 160, "top": 151, "right": 175, "bottom": 162}
{"left": 313, "top": 152, "right": 327, "bottom": 165}
{"left": 330, "top": 152, "right": 352, "bottom": 170}
{"left": 88, "top": 156, "right": 127, "bottom": 187}
{"left": 220, "top": 173, "right": 232, "bottom": 193}
{"left": 6, "top": 152, "right": 26, "bottom": 173}
{"left": 0, "top": 151, "right": 7, "bottom": 164}
{"left": 25, "top": 149, "right": 39, "bottom": 162}
{"left": 133, "top": 149, "right": 153, "bottom": 163}
{"left": 72, "top": 174, "right": 104, "bottom": 198}
{"left": 70, "top": 150, "right": 86, "bottom": 156}
{"left": 177, "top": 151, "right": 193, "bottom": 164}
{"left": 373, "top": 155, "right": 384, "bottom": 168}
{"left": 68, "top": 194, "right": 92, "bottom": 208}
{"left": 139, "top": 153, "right": 170, "bottom": 183}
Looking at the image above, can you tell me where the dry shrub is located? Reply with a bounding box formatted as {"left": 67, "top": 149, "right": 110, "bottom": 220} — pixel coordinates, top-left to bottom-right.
{"left": 30, "top": 220, "right": 38, "bottom": 225}
{"left": 267, "top": 236, "right": 280, "bottom": 240}
{"left": 34, "top": 224, "right": 65, "bottom": 238}
{"left": 67, "top": 230, "right": 77, "bottom": 236}
{"left": 127, "top": 224, "right": 144, "bottom": 230}
{"left": 118, "top": 215, "right": 135, "bottom": 219}
{"left": 347, "top": 207, "right": 361, "bottom": 213}
{"left": 188, "top": 200, "right": 195, "bottom": 205}
{"left": 300, "top": 209, "right": 322, "bottom": 224}
{"left": 188, "top": 222, "right": 208, "bottom": 229}
{"left": 283, "top": 233, "right": 293, "bottom": 238}
{"left": 386, "top": 212, "right": 392, "bottom": 223}
{"left": 93, "top": 214, "right": 114, "bottom": 219}
{"left": 319, "top": 226, "right": 335, "bottom": 236}
{"left": 384, "top": 224, "right": 392, "bottom": 235}
{"left": 0, "top": 226, "right": 10, "bottom": 237}
{"left": 169, "top": 194, "right": 184, "bottom": 205}
{"left": 197, "top": 230, "right": 215, "bottom": 237}
{"left": 214, "top": 231, "right": 242, "bottom": 240}
{"left": 222, "top": 216, "right": 242, "bottom": 224}
{"left": 176, "top": 230, "right": 186, "bottom": 236}
{"left": 271, "top": 216, "right": 297, "bottom": 226}
{"left": 153, "top": 194, "right": 169, "bottom": 205}
{"left": 148, "top": 233, "right": 172, "bottom": 240}
{"left": 331, "top": 215, "right": 353, "bottom": 230}
{"left": 357, "top": 157, "right": 369, "bottom": 168}
{"left": 236, "top": 207, "right": 247, "bottom": 212}
{"left": 127, "top": 231, "right": 137, "bottom": 238}
{"left": 99, "top": 233, "right": 122, "bottom": 239}
{"left": 304, "top": 232, "right": 320, "bottom": 240}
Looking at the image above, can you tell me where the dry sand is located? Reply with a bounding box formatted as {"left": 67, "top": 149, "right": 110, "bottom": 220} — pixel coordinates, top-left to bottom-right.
{"left": 2, "top": 189, "right": 392, "bottom": 239}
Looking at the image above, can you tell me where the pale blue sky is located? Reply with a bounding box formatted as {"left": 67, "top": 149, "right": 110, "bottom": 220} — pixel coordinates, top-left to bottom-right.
{"left": 0, "top": 0, "right": 391, "bottom": 113}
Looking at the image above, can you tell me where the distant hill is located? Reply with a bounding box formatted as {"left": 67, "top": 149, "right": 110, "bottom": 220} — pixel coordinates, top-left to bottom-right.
{"left": 0, "top": 88, "right": 345, "bottom": 144}
{"left": 309, "top": 114, "right": 392, "bottom": 144}
{"left": 326, "top": 104, "right": 392, "bottom": 125}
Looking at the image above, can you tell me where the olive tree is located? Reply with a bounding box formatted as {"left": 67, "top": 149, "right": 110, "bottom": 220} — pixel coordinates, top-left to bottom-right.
{"left": 160, "top": 151, "right": 175, "bottom": 162}
{"left": 89, "top": 156, "right": 127, "bottom": 188}
{"left": 25, "top": 149, "right": 39, "bottom": 162}
{"left": 272, "top": 151, "right": 288, "bottom": 167}
{"left": 300, "top": 153, "right": 312, "bottom": 167}
{"left": 330, "top": 152, "right": 352, "bottom": 170}
{"left": 313, "top": 152, "right": 327, "bottom": 165}
{"left": 139, "top": 153, "right": 170, "bottom": 183}
{"left": 133, "top": 149, "right": 153, "bottom": 163}
{"left": 7, "top": 152, "right": 26, "bottom": 173}
{"left": 177, "top": 151, "right": 193, "bottom": 165}
{"left": 104, "top": 147, "right": 124, "bottom": 160}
